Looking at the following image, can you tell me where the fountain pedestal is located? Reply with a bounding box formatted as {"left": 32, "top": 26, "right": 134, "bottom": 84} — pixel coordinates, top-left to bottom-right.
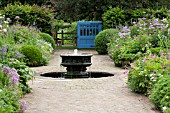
{"left": 60, "top": 54, "right": 93, "bottom": 78}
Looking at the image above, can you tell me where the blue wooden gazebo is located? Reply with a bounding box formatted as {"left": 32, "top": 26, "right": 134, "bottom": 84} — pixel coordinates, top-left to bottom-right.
{"left": 77, "top": 21, "right": 102, "bottom": 48}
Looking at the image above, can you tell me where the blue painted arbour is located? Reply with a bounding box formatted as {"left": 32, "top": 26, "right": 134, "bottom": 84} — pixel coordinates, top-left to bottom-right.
{"left": 77, "top": 21, "right": 102, "bottom": 48}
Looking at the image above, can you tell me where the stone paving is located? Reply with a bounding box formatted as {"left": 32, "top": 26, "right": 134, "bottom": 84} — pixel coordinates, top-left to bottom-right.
{"left": 24, "top": 49, "right": 160, "bottom": 113}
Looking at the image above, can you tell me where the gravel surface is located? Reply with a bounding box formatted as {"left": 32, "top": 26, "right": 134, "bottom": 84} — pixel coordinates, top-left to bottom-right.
{"left": 24, "top": 49, "right": 160, "bottom": 113}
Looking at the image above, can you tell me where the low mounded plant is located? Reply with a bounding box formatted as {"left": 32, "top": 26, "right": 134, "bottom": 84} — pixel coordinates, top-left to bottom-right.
{"left": 40, "top": 32, "right": 56, "bottom": 49}
{"left": 21, "top": 45, "right": 43, "bottom": 67}
{"left": 95, "top": 29, "right": 116, "bottom": 54}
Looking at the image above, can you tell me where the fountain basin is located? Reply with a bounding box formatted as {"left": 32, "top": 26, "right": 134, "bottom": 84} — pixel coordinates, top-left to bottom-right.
{"left": 41, "top": 71, "right": 114, "bottom": 78}
{"left": 60, "top": 53, "right": 93, "bottom": 77}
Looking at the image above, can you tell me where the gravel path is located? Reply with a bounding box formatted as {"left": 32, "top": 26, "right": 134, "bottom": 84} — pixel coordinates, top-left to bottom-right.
{"left": 24, "top": 49, "right": 160, "bottom": 113}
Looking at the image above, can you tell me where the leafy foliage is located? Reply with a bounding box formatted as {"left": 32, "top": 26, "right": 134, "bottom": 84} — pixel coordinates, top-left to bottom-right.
{"left": 40, "top": 32, "right": 56, "bottom": 49}
{"left": 1, "top": 3, "right": 54, "bottom": 33}
{"left": 102, "top": 7, "right": 126, "bottom": 29}
{"left": 1, "top": 59, "right": 34, "bottom": 94}
{"left": 21, "top": 45, "right": 43, "bottom": 67}
{"left": 95, "top": 29, "right": 115, "bottom": 54}
{"left": 0, "top": 68, "right": 21, "bottom": 113}
{"left": 51, "top": 0, "right": 170, "bottom": 22}
{"left": 102, "top": 8, "right": 169, "bottom": 29}
{"left": 108, "top": 18, "right": 170, "bottom": 67}
{"left": 150, "top": 74, "right": 170, "bottom": 113}
{"left": 128, "top": 54, "right": 170, "bottom": 94}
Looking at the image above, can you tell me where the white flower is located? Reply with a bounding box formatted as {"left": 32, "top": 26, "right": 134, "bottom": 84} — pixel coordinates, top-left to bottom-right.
{"left": 4, "top": 21, "right": 9, "bottom": 24}
{"left": 150, "top": 74, "right": 154, "bottom": 77}
{"left": 163, "top": 106, "right": 167, "bottom": 111}
{"left": 3, "top": 28, "right": 7, "bottom": 32}
{"left": 0, "top": 16, "right": 4, "bottom": 19}
{"left": 0, "top": 89, "right": 2, "bottom": 92}
{"left": 0, "top": 24, "right": 2, "bottom": 29}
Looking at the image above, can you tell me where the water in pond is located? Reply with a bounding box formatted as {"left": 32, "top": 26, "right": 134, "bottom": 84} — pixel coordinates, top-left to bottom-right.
{"left": 40, "top": 71, "right": 114, "bottom": 79}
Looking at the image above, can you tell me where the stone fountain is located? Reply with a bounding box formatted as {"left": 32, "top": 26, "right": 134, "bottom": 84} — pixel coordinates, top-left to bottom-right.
{"left": 60, "top": 49, "right": 93, "bottom": 78}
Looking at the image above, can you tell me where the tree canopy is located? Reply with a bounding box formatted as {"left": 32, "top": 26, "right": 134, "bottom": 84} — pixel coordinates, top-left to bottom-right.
{"left": 51, "top": 0, "right": 170, "bottom": 21}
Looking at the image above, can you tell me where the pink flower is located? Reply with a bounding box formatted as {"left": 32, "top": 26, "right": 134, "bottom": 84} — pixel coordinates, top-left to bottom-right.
{"left": 165, "top": 54, "right": 169, "bottom": 59}
{"left": 143, "top": 58, "right": 146, "bottom": 62}
{"left": 15, "top": 16, "right": 20, "bottom": 19}
{"left": 123, "top": 70, "right": 130, "bottom": 74}
{"left": 160, "top": 51, "right": 163, "bottom": 55}
{"left": 153, "top": 70, "right": 157, "bottom": 74}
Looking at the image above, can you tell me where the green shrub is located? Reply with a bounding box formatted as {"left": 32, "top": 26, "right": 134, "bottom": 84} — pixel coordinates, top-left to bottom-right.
{"left": 40, "top": 32, "right": 55, "bottom": 49}
{"left": 102, "top": 8, "right": 168, "bottom": 29}
{"left": 21, "top": 45, "right": 44, "bottom": 66}
{"left": 128, "top": 55, "right": 170, "bottom": 95}
{"left": 94, "top": 29, "right": 115, "bottom": 54}
{"left": 0, "top": 87, "right": 21, "bottom": 113}
{"left": 150, "top": 74, "right": 170, "bottom": 112}
{"left": 102, "top": 7, "right": 126, "bottom": 29}
{"left": 1, "top": 3, "right": 54, "bottom": 33}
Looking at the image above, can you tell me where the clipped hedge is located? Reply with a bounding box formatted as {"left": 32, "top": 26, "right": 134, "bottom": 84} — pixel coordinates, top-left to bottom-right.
{"left": 95, "top": 29, "right": 116, "bottom": 54}
{"left": 21, "top": 45, "right": 43, "bottom": 67}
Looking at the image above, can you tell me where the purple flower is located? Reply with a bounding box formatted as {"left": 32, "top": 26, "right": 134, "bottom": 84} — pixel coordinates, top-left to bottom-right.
{"left": 6, "top": 18, "right": 11, "bottom": 22}
{"left": 149, "top": 25, "right": 153, "bottom": 29}
{"left": 2, "top": 66, "right": 19, "bottom": 85}
{"left": 162, "top": 24, "right": 168, "bottom": 29}
{"left": 16, "top": 52, "right": 21, "bottom": 58}
{"left": 19, "top": 100, "right": 27, "bottom": 113}
{"left": 119, "top": 32, "right": 123, "bottom": 38}
{"left": 151, "top": 54, "right": 155, "bottom": 57}
{"left": 123, "top": 26, "right": 130, "bottom": 33}
{"left": 154, "top": 19, "right": 159, "bottom": 25}
{"left": 1, "top": 46, "right": 8, "bottom": 53}
{"left": 136, "top": 38, "right": 140, "bottom": 40}
{"left": 153, "top": 70, "right": 157, "bottom": 74}
{"left": 9, "top": 74, "right": 19, "bottom": 85}
{"left": 15, "top": 16, "right": 20, "bottom": 19}
{"left": 142, "top": 17, "right": 146, "bottom": 20}
{"left": 8, "top": 68, "right": 19, "bottom": 85}
{"left": 133, "top": 60, "right": 136, "bottom": 63}
{"left": 2, "top": 66, "right": 10, "bottom": 74}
